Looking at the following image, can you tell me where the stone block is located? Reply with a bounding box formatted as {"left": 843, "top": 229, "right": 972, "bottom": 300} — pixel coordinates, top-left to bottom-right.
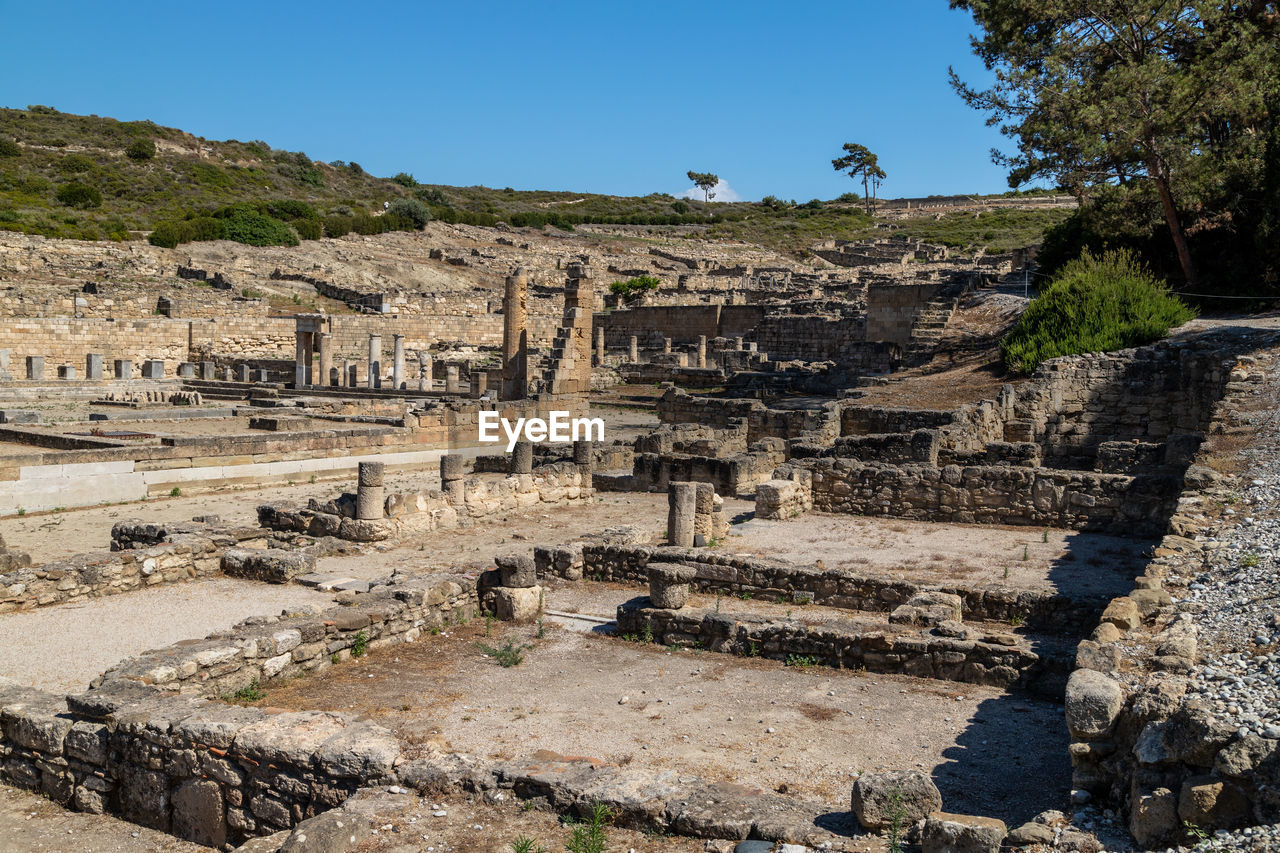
{"left": 496, "top": 553, "right": 537, "bottom": 588}
{"left": 171, "top": 778, "right": 226, "bottom": 848}
{"left": 493, "top": 585, "right": 542, "bottom": 622}
{"left": 852, "top": 769, "right": 943, "bottom": 831}
{"left": 922, "top": 812, "right": 1007, "bottom": 853}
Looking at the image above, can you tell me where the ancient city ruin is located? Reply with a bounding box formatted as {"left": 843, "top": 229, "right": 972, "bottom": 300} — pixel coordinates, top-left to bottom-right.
{"left": 0, "top": 215, "right": 1273, "bottom": 853}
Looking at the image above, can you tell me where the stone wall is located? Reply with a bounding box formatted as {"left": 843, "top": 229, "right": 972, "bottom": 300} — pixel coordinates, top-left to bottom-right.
{"left": 576, "top": 544, "right": 1107, "bottom": 635}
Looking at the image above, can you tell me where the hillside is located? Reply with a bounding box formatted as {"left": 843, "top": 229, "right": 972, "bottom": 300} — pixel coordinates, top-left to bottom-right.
{"left": 0, "top": 105, "right": 1071, "bottom": 255}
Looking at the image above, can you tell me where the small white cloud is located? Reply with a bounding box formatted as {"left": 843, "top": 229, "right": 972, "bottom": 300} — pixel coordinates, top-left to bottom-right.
{"left": 679, "top": 179, "right": 741, "bottom": 203}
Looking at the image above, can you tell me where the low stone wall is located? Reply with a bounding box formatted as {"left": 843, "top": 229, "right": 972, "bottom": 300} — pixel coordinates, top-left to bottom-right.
{"left": 799, "top": 457, "right": 1180, "bottom": 537}
{"left": 627, "top": 443, "right": 785, "bottom": 497}
{"left": 260, "top": 461, "right": 592, "bottom": 542}
{"left": 578, "top": 544, "right": 1105, "bottom": 635}
{"left": 0, "top": 537, "right": 221, "bottom": 614}
{"left": 616, "top": 598, "right": 1064, "bottom": 693}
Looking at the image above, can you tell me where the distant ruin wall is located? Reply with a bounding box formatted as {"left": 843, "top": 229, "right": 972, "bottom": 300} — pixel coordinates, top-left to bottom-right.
{"left": 866, "top": 282, "right": 944, "bottom": 345}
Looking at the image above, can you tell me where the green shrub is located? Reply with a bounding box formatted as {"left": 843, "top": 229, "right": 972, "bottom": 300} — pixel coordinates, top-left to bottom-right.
{"left": 220, "top": 210, "right": 298, "bottom": 247}
{"left": 323, "top": 214, "right": 353, "bottom": 237}
{"left": 56, "top": 182, "right": 101, "bottom": 208}
{"left": 608, "top": 275, "right": 660, "bottom": 299}
{"left": 414, "top": 186, "right": 448, "bottom": 206}
{"left": 58, "top": 154, "right": 94, "bottom": 174}
{"left": 391, "top": 172, "right": 417, "bottom": 187}
{"left": 148, "top": 220, "right": 185, "bottom": 248}
{"left": 387, "top": 197, "right": 431, "bottom": 228}
{"left": 292, "top": 217, "right": 322, "bottom": 240}
{"left": 0, "top": 139, "right": 19, "bottom": 157}
{"left": 125, "top": 138, "right": 156, "bottom": 161}
{"left": 1000, "top": 249, "right": 1195, "bottom": 374}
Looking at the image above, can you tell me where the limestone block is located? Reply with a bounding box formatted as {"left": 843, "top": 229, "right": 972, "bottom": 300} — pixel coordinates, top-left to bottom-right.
{"left": 493, "top": 585, "right": 542, "bottom": 622}
{"left": 496, "top": 553, "right": 537, "bottom": 588}
{"left": 171, "top": 778, "right": 226, "bottom": 848}
{"left": 851, "top": 769, "right": 942, "bottom": 830}
{"left": 1065, "top": 669, "right": 1124, "bottom": 739}
{"left": 922, "top": 812, "right": 1007, "bottom": 853}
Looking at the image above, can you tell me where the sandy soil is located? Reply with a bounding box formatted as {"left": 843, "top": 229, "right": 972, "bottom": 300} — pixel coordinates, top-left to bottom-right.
{"left": 0, "top": 578, "right": 333, "bottom": 693}
{"left": 0, "top": 784, "right": 207, "bottom": 853}
{"left": 250, "top": 615, "right": 1070, "bottom": 827}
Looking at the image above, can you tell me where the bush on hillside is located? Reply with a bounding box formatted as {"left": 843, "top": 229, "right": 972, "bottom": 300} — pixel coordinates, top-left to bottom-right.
{"left": 56, "top": 182, "right": 101, "bottom": 208}
{"left": 1000, "top": 249, "right": 1194, "bottom": 374}
{"left": 388, "top": 197, "right": 431, "bottom": 228}
{"left": 0, "top": 139, "right": 19, "bottom": 157}
{"left": 125, "top": 138, "right": 156, "bottom": 161}
{"left": 220, "top": 209, "right": 298, "bottom": 247}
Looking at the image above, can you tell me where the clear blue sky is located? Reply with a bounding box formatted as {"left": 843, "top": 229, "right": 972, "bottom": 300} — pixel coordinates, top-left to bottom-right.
{"left": 1, "top": 1, "right": 1029, "bottom": 201}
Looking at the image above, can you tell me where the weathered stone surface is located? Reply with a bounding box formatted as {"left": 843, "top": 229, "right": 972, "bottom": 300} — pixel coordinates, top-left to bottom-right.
{"left": 1065, "top": 669, "right": 1124, "bottom": 739}
{"left": 171, "top": 778, "right": 226, "bottom": 848}
{"left": 315, "top": 722, "right": 400, "bottom": 778}
{"left": 922, "top": 811, "right": 1007, "bottom": 853}
{"left": 1178, "top": 776, "right": 1250, "bottom": 829}
{"left": 1130, "top": 787, "right": 1178, "bottom": 848}
{"left": 493, "top": 585, "right": 542, "bottom": 622}
{"left": 851, "top": 769, "right": 942, "bottom": 831}
{"left": 496, "top": 553, "right": 537, "bottom": 588}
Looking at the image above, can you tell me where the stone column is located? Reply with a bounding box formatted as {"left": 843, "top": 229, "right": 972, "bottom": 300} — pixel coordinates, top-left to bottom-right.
{"left": 418, "top": 353, "right": 433, "bottom": 391}
{"left": 317, "top": 333, "right": 333, "bottom": 387}
{"left": 142, "top": 360, "right": 164, "bottom": 379}
{"left": 469, "top": 372, "right": 488, "bottom": 398}
{"left": 493, "top": 554, "right": 542, "bottom": 622}
{"left": 697, "top": 335, "right": 707, "bottom": 368}
{"left": 237, "top": 364, "right": 250, "bottom": 383}
{"left": 116, "top": 359, "right": 133, "bottom": 380}
{"left": 511, "top": 440, "right": 534, "bottom": 475}
{"left": 647, "top": 564, "right": 697, "bottom": 609}
{"left": 734, "top": 336, "right": 744, "bottom": 350}
{"left": 85, "top": 354, "right": 103, "bottom": 380}
{"left": 667, "top": 481, "right": 696, "bottom": 547}
{"left": 501, "top": 267, "right": 528, "bottom": 400}
{"left": 294, "top": 330, "right": 311, "bottom": 388}
{"left": 693, "top": 482, "right": 715, "bottom": 545}
{"left": 356, "top": 461, "right": 385, "bottom": 520}
{"left": 594, "top": 327, "right": 605, "bottom": 366}
{"left": 573, "top": 439, "right": 593, "bottom": 493}
{"left": 224, "top": 367, "right": 234, "bottom": 382}
{"left": 25, "top": 356, "right": 44, "bottom": 381}
{"left": 629, "top": 336, "right": 638, "bottom": 363}
{"left": 445, "top": 364, "right": 460, "bottom": 393}
{"left": 367, "top": 334, "right": 382, "bottom": 389}
{"left": 392, "top": 335, "right": 405, "bottom": 390}
{"left": 200, "top": 361, "right": 216, "bottom": 380}
{"left": 343, "top": 361, "right": 356, "bottom": 388}
{"left": 440, "top": 454, "right": 466, "bottom": 503}
{"left": 179, "top": 362, "right": 196, "bottom": 379}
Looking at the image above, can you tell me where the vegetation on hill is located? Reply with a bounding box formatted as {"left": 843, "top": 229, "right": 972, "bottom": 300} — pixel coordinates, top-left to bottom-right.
{"left": 0, "top": 106, "right": 1072, "bottom": 256}
{"left": 1000, "top": 250, "right": 1194, "bottom": 374}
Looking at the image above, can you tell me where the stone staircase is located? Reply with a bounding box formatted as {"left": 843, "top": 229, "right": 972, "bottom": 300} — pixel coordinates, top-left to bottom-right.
{"left": 901, "top": 280, "right": 971, "bottom": 367}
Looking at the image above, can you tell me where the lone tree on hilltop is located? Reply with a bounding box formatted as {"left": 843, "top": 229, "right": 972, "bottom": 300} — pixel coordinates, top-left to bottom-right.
{"left": 686, "top": 171, "right": 719, "bottom": 203}
{"left": 832, "top": 143, "right": 885, "bottom": 214}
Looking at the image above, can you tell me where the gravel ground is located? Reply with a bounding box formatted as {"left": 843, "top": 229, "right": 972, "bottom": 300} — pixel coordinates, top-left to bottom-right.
{"left": 0, "top": 578, "right": 334, "bottom": 692}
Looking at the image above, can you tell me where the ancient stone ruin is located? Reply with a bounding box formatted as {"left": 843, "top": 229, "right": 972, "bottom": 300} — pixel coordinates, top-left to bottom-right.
{"left": 0, "top": 223, "right": 1275, "bottom": 852}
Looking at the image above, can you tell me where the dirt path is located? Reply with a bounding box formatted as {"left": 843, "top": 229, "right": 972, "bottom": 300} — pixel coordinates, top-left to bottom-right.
{"left": 0, "top": 784, "right": 208, "bottom": 853}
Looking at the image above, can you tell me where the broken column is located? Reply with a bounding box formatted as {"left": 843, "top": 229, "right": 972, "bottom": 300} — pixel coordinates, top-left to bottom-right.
{"left": 237, "top": 364, "right": 250, "bottom": 383}
{"left": 734, "top": 336, "right": 744, "bottom": 350}
{"left": 501, "top": 267, "right": 528, "bottom": 400}
{"left": 392, "top": 335, "right": 405, "bottom": 390}
{"left": 344, "top": 361, "right": 357, "bottom": 388}
{"left": 693, "top": 482, "right": 715, "bottom": 546}
{"left": 25, "top": 356, "right": 43, "bottom": 381}
{"left": 511, "top": 440, "right": 534, "bottom": 475}
{"left": 142, "top": 360, "right": 164, "bottom": 379}
{"left": 418, "top": 352, "right": 433, "bottom": 391}
{"left": 179, "top": 362, "right": 196, "bottom": 379}
{"left": 85, "top": 353, "right": 103, "bottom": 380}
{"left": 492, "top": 554, "right": 543, "bottom": 622}
{"left": 573, "top": 439, "right": 593, "bottom": 494}
{"left": 115, "top": 359, "right": 133, "bottom": 380}
{"left": 594, "top": 326, "right": 604, "bottom": 366}
{"left": 367, "top": 334, "right": 382, "bottom": 388}
{"left": 440, "top": 454, "right": 466, "bottom": 503}
{"left": 200, "top": 361, "right": 216, "bottom": 380}
{"left": 629, "top": 336, "right": 638, "bottom": 363}
{"left": 294, "top": 328, "right": 312, "bottom": 387}
{"left": 647, "top": 563, "right": 697, "bottom": 609}
{"left": 445, "top": 364, "right": 461, "bottom": 393}
{"left": 663, "top": 337, "right": 672, "bottom": 354}
{"left": 697, "top": 335, "right": 707, "bottom": 368}
{"left": 356, "top": 461, "right": 385, "bottom": 521}
{"left": 317, "top": 333, "right": 333, "bottom": 387}
{"left": 224, "top": 367, "right": 234, "bottom": 382}
{"left": 58, "top": 365, "right": 77, "bottom": 380}
{"left": 469, "top": 372, "right": 487, "bottom": 398}
{"left": 667, "top": 481, "right": 696, "bottom": 547}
